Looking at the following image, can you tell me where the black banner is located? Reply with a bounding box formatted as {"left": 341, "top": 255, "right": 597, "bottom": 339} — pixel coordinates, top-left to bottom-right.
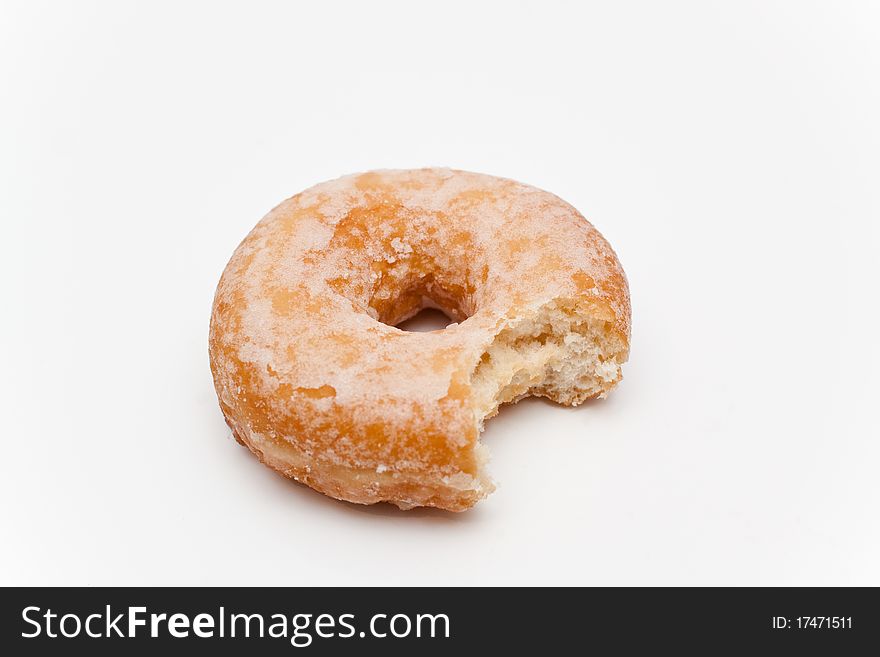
{"left": 1, "top": 587, "right": 876, "bottom": 654}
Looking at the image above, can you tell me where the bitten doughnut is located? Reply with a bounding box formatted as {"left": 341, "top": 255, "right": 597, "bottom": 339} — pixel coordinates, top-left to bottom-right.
{"left": 209, "top": 168, "right": 630, "bottom": 511}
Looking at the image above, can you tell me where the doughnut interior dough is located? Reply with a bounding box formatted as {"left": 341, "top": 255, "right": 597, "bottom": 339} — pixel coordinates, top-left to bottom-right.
{"left": 209, "top": 168, "right": 631, "bottom": 511}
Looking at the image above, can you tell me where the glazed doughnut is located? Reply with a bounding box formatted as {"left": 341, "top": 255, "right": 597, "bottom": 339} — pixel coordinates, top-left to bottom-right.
{"left": 209, "top": 169, "right": 630, "bottom": 511}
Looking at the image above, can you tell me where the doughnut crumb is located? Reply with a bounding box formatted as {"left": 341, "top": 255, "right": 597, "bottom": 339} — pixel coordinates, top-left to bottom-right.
{"left": 471, "top": 301, "right": 626, "bottom": 419}
{"left": 466, "top": 299, "right": 628, "bottom": 491}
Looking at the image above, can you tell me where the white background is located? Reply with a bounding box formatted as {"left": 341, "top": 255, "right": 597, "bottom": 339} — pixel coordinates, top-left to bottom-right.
{"left": 2, "top": 1, "right": 878, "bottom": 586}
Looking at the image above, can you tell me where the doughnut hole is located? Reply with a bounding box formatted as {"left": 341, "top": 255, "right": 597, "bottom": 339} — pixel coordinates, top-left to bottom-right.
{"left": 368, "top": 269, "right": 474, "bottom": 328}
{"left": 395, "top": 307, "right": 455, "bottom": 332}
{"left": 321, "top": 201, "right": 482, "bottom": 328}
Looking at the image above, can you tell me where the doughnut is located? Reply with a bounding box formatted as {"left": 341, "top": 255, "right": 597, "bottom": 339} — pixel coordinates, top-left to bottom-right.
{"left": 209, "top": 168, "right": 630, "bottom": 511}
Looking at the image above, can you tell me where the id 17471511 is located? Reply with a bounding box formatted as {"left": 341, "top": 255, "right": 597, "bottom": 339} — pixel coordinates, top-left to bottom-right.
{"left": 772, "top": 617, "right": 853, "bottom": 630}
